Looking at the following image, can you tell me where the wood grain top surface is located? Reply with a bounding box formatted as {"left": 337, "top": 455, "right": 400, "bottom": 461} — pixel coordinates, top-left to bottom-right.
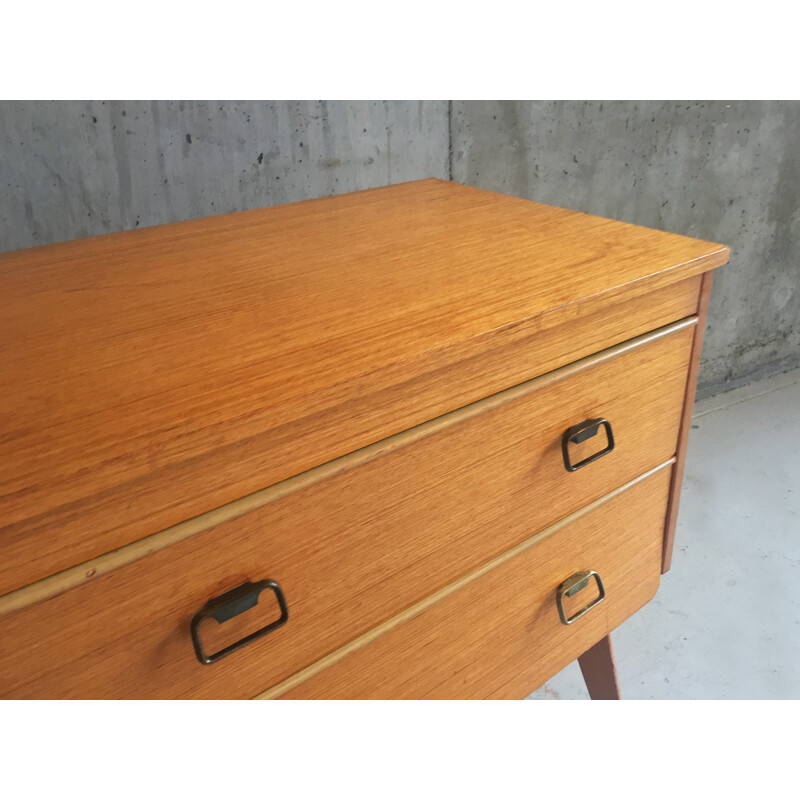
{"left": 0, "top": 178, "right": 729, "bottom": 595}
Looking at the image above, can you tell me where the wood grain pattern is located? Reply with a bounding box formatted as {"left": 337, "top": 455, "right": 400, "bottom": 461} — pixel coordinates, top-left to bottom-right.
{"left": 277, "top": 468, "right": 671, "bottom": 700}
{"left": 661, "top": 271, "right": 715, "bottom": 573}
{"left": 0, "top": 279, "right": 701, "bottom": 601}
{"left": 256, "top": 463, "right": 671, "bottom": 700}
{"left": 0, "top": 326, "right": 691, "bottom": 699}
{"left": 0, "top": 318, "right": 695, "bottom": 618}
{"left": 0, "top": 178, "right": 728, "bottom": 596}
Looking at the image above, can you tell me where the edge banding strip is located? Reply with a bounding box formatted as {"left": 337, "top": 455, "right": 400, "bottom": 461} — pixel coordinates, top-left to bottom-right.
{"left": 0, "top": 317, "right": 695, "bottom": 617}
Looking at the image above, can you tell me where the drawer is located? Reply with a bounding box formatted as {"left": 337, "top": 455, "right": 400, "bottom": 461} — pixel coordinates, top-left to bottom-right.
{"left": 0, "top": 324, "right": 693, "bottom": 699}
{"left": 274, "top": 466, "right": 673, "bottom": 699}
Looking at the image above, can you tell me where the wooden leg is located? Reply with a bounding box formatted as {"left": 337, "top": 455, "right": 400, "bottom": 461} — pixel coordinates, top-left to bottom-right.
{"left": 578, "top": 634, "right": 621, "bottom": 700}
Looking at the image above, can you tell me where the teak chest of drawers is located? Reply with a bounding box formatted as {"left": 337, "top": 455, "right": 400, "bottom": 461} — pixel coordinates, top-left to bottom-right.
{"left": 0, "top": 179, "right": 729, "bottom": 699}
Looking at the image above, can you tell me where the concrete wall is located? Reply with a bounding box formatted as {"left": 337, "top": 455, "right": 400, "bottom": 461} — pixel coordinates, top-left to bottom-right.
{"left": 451, "top": 101, "right": 800, "bottom": 398}
{"left": 2, "top": 100, "right": 798, "bottom": 397}
{"left": 0, "top": 100, "right": 449, "bottom": 247}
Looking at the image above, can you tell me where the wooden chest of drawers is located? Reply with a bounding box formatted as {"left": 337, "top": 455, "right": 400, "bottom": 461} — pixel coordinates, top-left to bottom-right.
{"left": 0, "top": 179, "right": 728, "bottom": 699}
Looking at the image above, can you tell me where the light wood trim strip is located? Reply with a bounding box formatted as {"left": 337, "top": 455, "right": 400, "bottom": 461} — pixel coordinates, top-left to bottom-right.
{"left": 661, "top": 271, "right": 715, "bottom": 573}
{"left": 0, "top": 318, "right": 695, "bottom": 617}
{"left": 253, "top": 459, "right": 675, "bottom": 700}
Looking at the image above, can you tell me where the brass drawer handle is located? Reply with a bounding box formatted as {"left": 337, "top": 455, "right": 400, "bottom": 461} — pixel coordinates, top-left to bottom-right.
{"left": 561, "top": 418, "right": 615, "bottom": 472}
{"left": 556, "top": 570, "right": 605, "bottom": 625}
{"left": 191, "top": 579, "right": 289, "bottom": 665}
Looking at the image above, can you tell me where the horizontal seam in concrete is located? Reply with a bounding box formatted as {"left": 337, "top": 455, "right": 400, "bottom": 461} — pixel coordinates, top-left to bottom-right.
{"left": 693, "top": 365, "right": 800, "bottom": 419}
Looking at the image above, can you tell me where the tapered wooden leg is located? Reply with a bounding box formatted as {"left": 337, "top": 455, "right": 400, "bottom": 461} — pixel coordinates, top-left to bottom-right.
{"left": 578, "top": 634, "right": 621, "bottom": 700}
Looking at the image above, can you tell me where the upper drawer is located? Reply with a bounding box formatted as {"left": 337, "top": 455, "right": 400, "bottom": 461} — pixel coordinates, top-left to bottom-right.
{"left": 0, "top": 321, "right": 694, "bottom": 699}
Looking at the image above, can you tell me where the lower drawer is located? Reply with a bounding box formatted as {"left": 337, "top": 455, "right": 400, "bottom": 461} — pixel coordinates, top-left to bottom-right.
{"left": 271, "top": 465, "right": 672, "bottom": 700}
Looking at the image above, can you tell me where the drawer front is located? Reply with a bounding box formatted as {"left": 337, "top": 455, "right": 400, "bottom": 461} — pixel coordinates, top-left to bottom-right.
{"left": 0, "top": 325, "right": 692, "bottom": 699}
{"left": 277, "top": 467, "right": 672, "bottom": 699}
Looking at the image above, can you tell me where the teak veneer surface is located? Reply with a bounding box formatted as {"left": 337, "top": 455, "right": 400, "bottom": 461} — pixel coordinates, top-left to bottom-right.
{"left": 279, "top": 468, "right": 671, "bottom": 700}
{"left": 0, "top": 327, "right": 690, "bottom": 699}
{"left": 0, "top": 178, "right": 729, "bottom": 595}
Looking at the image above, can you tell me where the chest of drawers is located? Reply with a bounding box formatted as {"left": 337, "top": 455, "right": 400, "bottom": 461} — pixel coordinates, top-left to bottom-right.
{"left": 0, "top": 179, "right": 728, "bottom": 699}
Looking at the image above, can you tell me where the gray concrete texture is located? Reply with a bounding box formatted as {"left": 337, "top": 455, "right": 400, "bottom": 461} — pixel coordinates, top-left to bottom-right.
{"left": 1, "top": 100, "right": 798, "bottom": 397}
{"left": 0, "top": 100, "right": 449, "bottom": 245}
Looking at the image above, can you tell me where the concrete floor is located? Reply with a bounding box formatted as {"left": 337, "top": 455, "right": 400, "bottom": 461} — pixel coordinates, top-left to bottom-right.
{"left": 529, "top": 367, "right": 800, "bottom": 700}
